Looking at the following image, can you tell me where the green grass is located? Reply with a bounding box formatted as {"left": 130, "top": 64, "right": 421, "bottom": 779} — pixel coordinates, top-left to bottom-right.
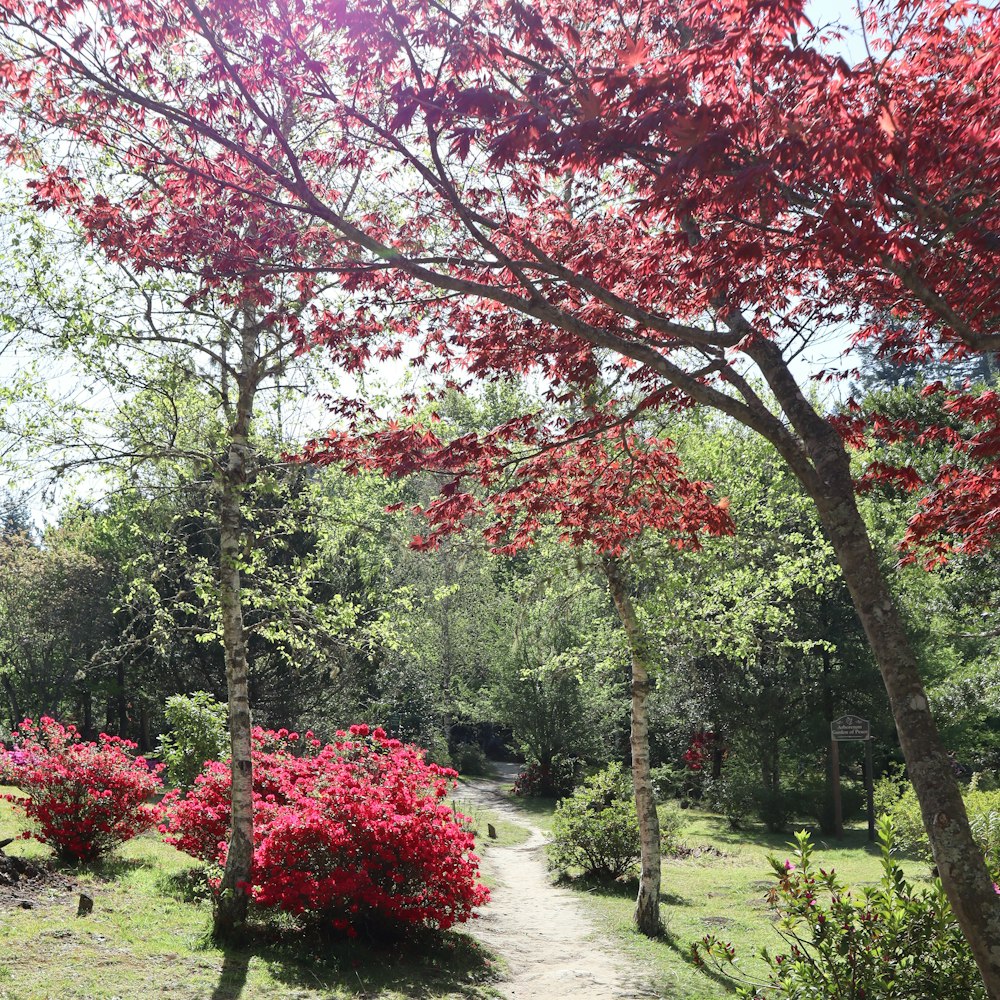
{"left": 0, "top": 786, "right": 501, "bottom": 1000}
{"left": 503, "top": 793, "right": 930, "bottom": 999}
{"left": 495, "top": 793, "right": 557, "bottom": 835}
{"left": 448, "top": 792, "right": 532, "bottom": 851}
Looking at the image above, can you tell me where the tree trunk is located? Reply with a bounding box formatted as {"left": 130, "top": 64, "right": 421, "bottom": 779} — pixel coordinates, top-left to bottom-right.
{"left": 138, "top": 703, "right": 151, "bottom": 754}
{"left": 212, "top": 319, "right": 259, "bottom": 941}
{"left": 81, "top": 688, "right": 93, "bottom": 741}
{"left": 602, "top": 556, "right": 662, "bottom": 937}
{"left": 814, "top": 472, "right": 1000, "bottom": 994}
{"left": 1, "top": 675, "right": 20, "bottom": 731}
{"left": 748, "top": 340, "right": 1000, "bottom": 996}
{"left": 116, "top": 661, "right": 128, "bottom": 738}
{"left": 710, "top": 728, "right": 723, "bottom": 781}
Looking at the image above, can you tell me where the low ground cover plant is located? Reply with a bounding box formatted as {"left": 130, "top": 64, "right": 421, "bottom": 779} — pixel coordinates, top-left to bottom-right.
{"left": 693, "top": 817, "right": 985, "bottom": 999}
{"left": 0, "top": 716, "right": 163, "bottom": 862}
{"left": 160, "top": 724, "right": 489, "bottom": 935}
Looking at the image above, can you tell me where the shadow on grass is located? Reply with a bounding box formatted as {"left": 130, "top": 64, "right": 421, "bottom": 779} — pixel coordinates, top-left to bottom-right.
{"left": 503, "top": 794, "right": 557, "bottom": 824}
{"left": 210, "top": 947, "right": 250, "bottom": 1000}
{"left": 158, "top": 865, "right": 216, "bottom": 903}
{"left": 59, "top": 855, "right": 157, "bottom": 881}
{"left": 697, "top": 817, "right": 880, "bottom": 856}
{"left": 558, "top": 871, "right": 637, "bottom": 899}
{"left": 200, "top": 919, "right": 500, "bottom": 1000}
{"left": 558, "top": 872, "right": 695, "bottom": 910}
{"left": 662, "top": 931, "right": 741, "bottom": 996}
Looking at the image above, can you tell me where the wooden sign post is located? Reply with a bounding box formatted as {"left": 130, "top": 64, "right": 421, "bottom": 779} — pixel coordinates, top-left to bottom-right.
{"left": 830, "top": 715, "right": 874, "bottom": 842}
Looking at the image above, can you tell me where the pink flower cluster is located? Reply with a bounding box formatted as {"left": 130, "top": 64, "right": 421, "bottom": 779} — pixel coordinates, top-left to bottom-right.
{"left": 160, "top": 724, "right": 489, "bottom": 933}
{"left": 682, "top": 731, "right": 717, "bottom": 772}
{"left": 0, "top": 717, "right": 164, "bottom": 862}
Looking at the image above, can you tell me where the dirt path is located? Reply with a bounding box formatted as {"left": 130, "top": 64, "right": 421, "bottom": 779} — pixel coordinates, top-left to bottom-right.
{"left": 459, "top": 768, "right": 662, "bottom": 1000}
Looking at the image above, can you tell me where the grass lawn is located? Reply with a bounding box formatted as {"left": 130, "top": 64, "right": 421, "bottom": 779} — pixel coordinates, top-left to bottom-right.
{"left": 450, "top": 786, "right": 532, "bottom": 851}
{"left": 507, "top": 795, "right": 930, "bottom": 999}
{"left": 0, "top": 786, "right": 505, "bottom": 1000}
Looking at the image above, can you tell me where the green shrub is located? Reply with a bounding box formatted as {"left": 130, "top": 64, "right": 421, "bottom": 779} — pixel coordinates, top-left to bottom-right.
{"left": 703, "top": 770, "right": 759, "bottom": 830}
{"left": 548, "top": 763, "right": 641, "bottom": 879}
{"left": 650, "top": 763, "right": 686, "bottom": 802}
{"left": 872, "top": 776, "right": 1000, "bottom": 876}
{"left": 420, "top": 731, "right": 453, "bottom": 770}
{"left": 796, "top": 774, "right": 865, "bottom": 834}
{"left": 966, "top": 787, "right": 1000, "bottom": 876}
{"left": 156, "top": 691, "right": 228, "bottom": 788}
{"left": 451, "top": 741, "right": 489, "bottom": 776}
{"left": 755, "top": 786, "right": 800, "bottom": 834}
{"left": 881, "top": 783, "right": 931, "bottom": 860}
{"left": 694, "top": 817, "right": 985, "bottom": 999}
{"left": 658, "top": 800, "right": 686, "bottom": 852}
{"left": 873, "top": 763, "right": 908, "bottom": 818}
{"left": 971, "top": 769, "right": 1000, "bottom": 792}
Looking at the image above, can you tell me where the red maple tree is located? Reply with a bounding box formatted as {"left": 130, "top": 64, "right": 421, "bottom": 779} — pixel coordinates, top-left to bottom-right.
{"left": 1, "top": 0, "right": 999, "bottom": 986}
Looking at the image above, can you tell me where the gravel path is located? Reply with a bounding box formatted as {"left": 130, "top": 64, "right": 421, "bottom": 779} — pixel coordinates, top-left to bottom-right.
{"left": 459, "top": 768, "right": 662, "bottom": 1000}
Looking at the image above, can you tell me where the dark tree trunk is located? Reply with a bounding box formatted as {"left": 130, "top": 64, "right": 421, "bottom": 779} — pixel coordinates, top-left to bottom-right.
{"left": 711, "top": 728, "right": 723, "bottom": 781}
{"left": 748, "top": 338, "right": 1000, "bottom": 997}
{"left": 1, "top": 676, "right": 20, "bottom": 731}
{"left": 602, "top": 556, "right": 662, "bottom": 937}
{"left": 81, "top": 689, "right": 94, "bottom": 741}
{"left": 138, "top": 704, "right": 151, "bottom": 754}
{"left": 116, "top": 661, "right": 128, "bottom": 738}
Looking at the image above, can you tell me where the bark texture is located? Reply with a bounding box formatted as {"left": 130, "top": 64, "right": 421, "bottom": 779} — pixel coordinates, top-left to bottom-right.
{"left": 212, "top": 320, "right": 258, "bottom": 940}
{"left": 602, "top": 556, "right": 662, "bottom": 937}
{"left": 748, "top": 339, "right": 1000, "bottom": 998}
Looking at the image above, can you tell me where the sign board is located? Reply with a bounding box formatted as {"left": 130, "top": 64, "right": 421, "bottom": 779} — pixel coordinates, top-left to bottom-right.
{"left": 831, "top": 715, "right": 870, "bottom": 741}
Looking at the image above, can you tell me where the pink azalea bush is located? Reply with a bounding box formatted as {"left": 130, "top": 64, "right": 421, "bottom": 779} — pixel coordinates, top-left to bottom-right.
{"left": 0, "top": 717, "right": 164, "bottom": 862}
{"left": 160, "top": 724, "right": 489, "bottom": 934}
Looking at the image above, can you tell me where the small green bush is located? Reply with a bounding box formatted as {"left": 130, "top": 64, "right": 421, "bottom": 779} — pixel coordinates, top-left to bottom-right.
{"left": 796, "top": 774, "right": 865, "bottom": 834}
{"left": 156, "top": 691, "right": 229, "bottom": 788}
{"left": 650, "top": 763, "right": 686, "bottom": 802}
{"left": 658, "top": 800, "right": 686, "bottom": 853}
{"left": 420, "top": 731, "right": 453, "bottom": 770}
{"left": 873, "top": 762, "right": 908, "bottom": 817}
{"left": 451, "top": 742, "right": 490, "bottom": 776}
{"left": 971, "top": 769, "right": 1000, "bottom": 792}
{"left": 548, "top": 763, "right": 641, "bottom": 879}
{"left": 755, "top": 786, "right": 801, "bottom": 834}
{"left": 879, "top": 783, "right": 931, "bottom": 860}
{"left": 694, "top": 817, "right": 985, "bottom": 999}
{"left": 703, "top": 770, "right": 758, "bottom": 830}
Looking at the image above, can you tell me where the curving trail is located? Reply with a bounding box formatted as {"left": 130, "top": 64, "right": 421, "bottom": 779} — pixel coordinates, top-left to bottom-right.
{"left": 459, "top": 767, "right": 662, "bottom": 1000}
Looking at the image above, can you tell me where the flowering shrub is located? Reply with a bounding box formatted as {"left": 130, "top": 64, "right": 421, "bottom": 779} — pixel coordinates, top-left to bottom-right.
{"left": 160, "top": 724, "right": 489, "bottom": 934}
{"left": 0, "top": 717, "right": 164, "bottom": 862}
{"left": 692, "top": 817, "right": 985, "bottom": 999}
{"left": 0, "top": 747, "right": 37, "bottom": 785}
{"left": 682, "top": 731, "right": 714, "bottom": 772}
